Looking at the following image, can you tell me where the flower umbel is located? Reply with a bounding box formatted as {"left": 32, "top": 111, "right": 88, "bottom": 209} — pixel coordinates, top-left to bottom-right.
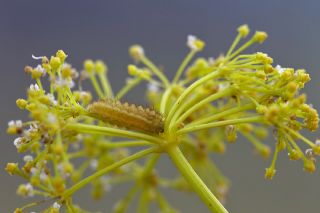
{"left": 6, "top": 25, "right": 319, "bottom": 213}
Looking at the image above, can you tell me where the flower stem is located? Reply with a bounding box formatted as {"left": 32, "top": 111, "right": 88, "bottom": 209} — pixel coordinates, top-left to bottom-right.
{"left": 116, "top": 77, "right": 142, "bottom": 99}
{"left": 66, "top": 123, "right": 163, "bottom": 144}
{"left": 114, "top": 184, "right": 140, "bottom": 213}
{"left": 141, "top": 56, "right": 170, "bottom": 88}
{"left": 102, "top": 140, "right": 153, "bottom": 148}
{"left": 228, "top": 39, "right": 255, "bottom": 59}
{"left": 171, "top": 88, "right": 234, "bottom": 129}
{"left": 189, "top": 103, "right": 255, "bottom": 126}
{"left": 167, "top": 146, "right": 228, "bottom": 213}
{"left": 166, "top": 69, "right": 221, "bottom": 130}
{"left": 160, "top": 87, "right": 173, "bottom": 114}
{"left": 98, "top": 72, "right": 113, "bottom": 97}
{"left": 178, "top": 116, "right": 263, "bottom": 135}
{"left": 62, "top": 147, "right": 158, "bottom": 199}
{"left": 172, "top": 50, "right": 196, "bottom": 84}
{"left": 89, "top": 74, "right": 104, "bottom": 98}
{"left": 137, "top": 187, "right": 149, "bottom": 213}
{"left": 226, "top": 34, "right": 241, "bottom": 58}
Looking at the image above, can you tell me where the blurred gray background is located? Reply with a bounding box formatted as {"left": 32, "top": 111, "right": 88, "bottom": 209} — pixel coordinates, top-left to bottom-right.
{"left": 1, "top": 0, "right": 320, "bottom": 212}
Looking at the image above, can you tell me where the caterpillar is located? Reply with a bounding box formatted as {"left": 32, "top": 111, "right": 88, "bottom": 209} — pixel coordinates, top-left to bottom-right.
{"left": 87, "top": 99, "right": 164, "bottom": 134}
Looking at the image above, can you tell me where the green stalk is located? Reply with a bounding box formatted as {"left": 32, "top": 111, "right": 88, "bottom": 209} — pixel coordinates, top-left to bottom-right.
{"left": 89, "top": 74, "right": 104, "bottom": 98}
{"left": 172, "top": 50, "right": 196, "bottom": 84}
{"left": 98, "top": 72, "right": 113, "bottom": 97}
{"left": 241, "top": 132, "right": 267, "bottom": 151}
{"left": 167, "top": 146, "right": 228, "bottom": 213}
{"left": 114, "top": 184, "right": 140, "bottom": 213}
{"left": 283, "top": 126, "right": 315, "bottom": 147}
{"left": 66, "top": 123, "right": 163, "bottom": 144}
{"left": 166, "top": 69, "right": 222, "bottom": 130}
{"left": 171, "top": 88, "right": 233, "bottom": 129}
{"left": 228, "top": 39, "right": 255, "bottom": 59}
{"left": 160, "top": 87, "right": 173, "bottom": 114}
{"left": 62, "top": 147, "right": 158, "bottom": 199}
{"left": 102, "top": 141, "right": 152, "bottom": 148}
{"left": 155, "top": 190, "right": 176, "bottom": 213}
{"left": 190, "top": 103, "right": 255, "bottom": 126}
{"left": 226, "top": 34, "right": 241, "bottom": 58}
{"left": 178, "top": 116, "right": 263, "bottom": 135}
{"left": 137, "top": 187, "right": 149, "bottom": 213}
{"left": 141, "top": 56, "right": 170, "bottom": 88}
{"left": 116, "top": 77, "right": 142, "bottom": 99}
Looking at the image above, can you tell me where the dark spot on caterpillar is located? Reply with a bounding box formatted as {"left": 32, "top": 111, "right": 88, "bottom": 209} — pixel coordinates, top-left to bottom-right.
{"left": 87, "top": 99, "right": 164, "bottom": 134}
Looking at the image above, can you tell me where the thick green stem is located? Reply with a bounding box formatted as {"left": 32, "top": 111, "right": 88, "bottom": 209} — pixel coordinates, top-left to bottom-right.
{"left": 167, "top": 146, "right": 228, "bottom": 213}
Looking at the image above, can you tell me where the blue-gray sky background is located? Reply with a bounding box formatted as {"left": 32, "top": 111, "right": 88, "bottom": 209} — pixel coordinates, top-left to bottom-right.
{"left": 1, "top": 1, "right": 320, "bottom": 212}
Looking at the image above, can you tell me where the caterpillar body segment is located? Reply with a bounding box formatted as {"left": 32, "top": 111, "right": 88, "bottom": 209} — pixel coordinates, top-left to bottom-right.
{"left": 87, "top": 99, "right": 164, "bottom": 134}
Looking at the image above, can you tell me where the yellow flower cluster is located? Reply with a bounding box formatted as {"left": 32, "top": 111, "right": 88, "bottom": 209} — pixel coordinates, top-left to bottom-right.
{"left": 5, "top": 25, "right": 318, "bottom": 213}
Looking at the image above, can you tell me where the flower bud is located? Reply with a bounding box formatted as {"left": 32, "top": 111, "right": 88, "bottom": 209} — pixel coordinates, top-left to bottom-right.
{"left": 210, "top": 141, "right": 225, "bottom": 153}
{"left": 127, "top": 64, "right": 138, "bottom": 76}
{"left": 312, "top": 143, "right": 320, "bottom": 155}
{"left": 237, "top": 24, "right": 250, "bottom": 38}
{"left": 84, "top": 59, "right": 95, "bottom": 73}
{"left": 187, "top": 35, "right": 205, "bottom": 51}
{"left": 53, "top": 144, "right": 64, "bottom": 155}
{"left": 129, "top": 45, "right": 145, "bottom": 61}
{"left": 264, "top": 64, "right": 275, "bottom": 74}
{"left": 253, "top": 31, "right": 268, "bottom": 43}
{"left": 52, "top": 176, "right": 65, "bottom": 194}
{"left": 95, "top": 60, "right": 107, "bottom": 74}
{"left": 50, "top": 56, "right": 61, "bottom": 70}
{"left": 265, "top": 167, "right": 276, "bottom": 180}
{"left": 256, "top": 105, "right": 267, "bottom": 114}
{"left": 304, "top": 159, "right": 316, "bottom": 173}
{"left": 14, "top": 208, "right": 22, "bottom": 213}
{"left": 225, "top": 125, "right": 237, "bottom": 143}
{"left": 256, "top": 52, "right": 273, "bottom": 64}
{"left": 24, "top": 66, "right": 33, "bottom": 74}
{"left": 288, "top": 149, "right": 301, "bottom": 160}
{"left": 56, "top": 50, "right": 67, "bottom": 62}
{"left": 259, "top": 145, "right": 271, "bottom": 159}
{"left": 5, "top": 163, "right": 19, "bottom": 175}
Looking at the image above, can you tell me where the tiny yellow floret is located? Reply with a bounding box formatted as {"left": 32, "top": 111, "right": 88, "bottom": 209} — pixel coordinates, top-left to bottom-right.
{"left": 56, "top": 50, "right": 68, "bottom": 62}
{"left": 253, "top": 31, "right": 268, "bottom": 43}
{"left": 95, "top": 60, "right": 107, "bottom": 74}
{"left": 237, "top": 24, "right": 250, "bottom": 38}
{"left": 265, "top": 168, "right": 276, "bottom": 180}
{"left": 5, "top": 163, "right": 18, "bottom": 175}
{"left": 129, "top": 45, "right": 145, "bottom": 61}
{"left": 50, "top": 56, "right": 61, "bottom": 70}
{"left": 84, "top": 59, "right": 95, "bottom": 73}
